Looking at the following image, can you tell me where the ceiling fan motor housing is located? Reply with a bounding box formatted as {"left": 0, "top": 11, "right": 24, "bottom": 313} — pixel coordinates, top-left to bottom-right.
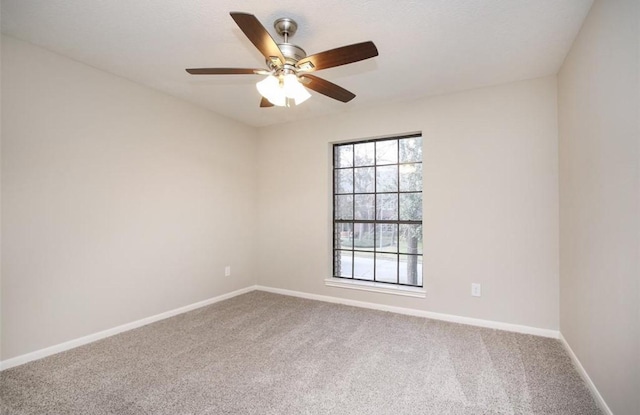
{"left": 277, "top": 43, "right": 306, "bottom": 63}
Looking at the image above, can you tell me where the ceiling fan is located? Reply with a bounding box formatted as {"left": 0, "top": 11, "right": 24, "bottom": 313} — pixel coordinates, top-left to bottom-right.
{"left": 186, "top": 12, "right": 379, "bottom": 108}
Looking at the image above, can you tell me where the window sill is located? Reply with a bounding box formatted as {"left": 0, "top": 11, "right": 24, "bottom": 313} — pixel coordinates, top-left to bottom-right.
{"left": 324, "top": 278, "right": 426, "bottom": 298}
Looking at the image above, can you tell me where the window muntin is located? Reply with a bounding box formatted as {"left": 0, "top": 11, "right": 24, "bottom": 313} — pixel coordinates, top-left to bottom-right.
{"left": 333, "top": 135, "right": 423, "bottom": 287}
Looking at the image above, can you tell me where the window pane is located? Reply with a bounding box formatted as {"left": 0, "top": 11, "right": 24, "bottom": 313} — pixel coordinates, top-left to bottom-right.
{"left": 354, "top": 194, "right": 375, "bottom": 220}
{"left": 399, "top": 136, "right": 422, "bottom": 163}
{"left": 354, "top": 142, "right": 375, "bottom": 166}
{"left": 353, "top": 222, "right": 375, "bottom": 250}
{"left": 335, "top": 168, "right": 353, "bottom": 194}
{"left": 354, "top": 167, "right": 374, "bottom": 193}
{"left": 399, "top": 163, "right": 422, "bottom": 192}
{"left": 399, "top": 193, "right": 422, "bottom": 221}
{"left": 333, "top": 135, "right": 423, "bottom": 288}
{"left": 376, "top": 193, "right": 398, "bottom": 220}
{"left": 335, "top": 145, "right": 353, "bottom": 167}
{"left": 399, "top": 224, "right": 422, "bottom": 254}
{"left": 375, "top": 224, "right": 397, "bottom": 252}
{"left": 335, "top": 195, "right": 353, "bottom": 220}
{"left": 399, "top": 255, "right": 422, "bottom": 286}
{"left": 376, "top": 253, "right": 398, "bottom": 283}
{"left": 335, "top": 250, "right": 353, "bottom": 278}
{"left": 376, "top": 140, "right": 398, "bottom": 165}
{"left": 353, "top": 252, "right": 374, "bottom": 280}
{"left": 376, "top": 165, "right": 398, "bottom": 192}
{"left": 335, "top": 223, "right": 353, "bottom": 249}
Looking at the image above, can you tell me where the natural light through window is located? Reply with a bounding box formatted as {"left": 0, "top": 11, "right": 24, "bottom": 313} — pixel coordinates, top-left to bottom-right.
{"left": 333, "top": 134, "right": 423, "bottom": 287}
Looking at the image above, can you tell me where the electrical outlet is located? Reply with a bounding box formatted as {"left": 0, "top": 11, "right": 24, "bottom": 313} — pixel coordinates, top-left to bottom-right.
{"left": 471, "top": 283, "right": 481, "bottom": 297}
{"left": 225, "top": 266, "right": 231, "bottom": 277}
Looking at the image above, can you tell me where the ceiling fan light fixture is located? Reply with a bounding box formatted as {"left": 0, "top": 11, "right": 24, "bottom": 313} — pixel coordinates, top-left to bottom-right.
{"left": 256, "top": 74, "right": 311, "bottom": 107}
{"left": 256, "top": 75, "right": 286, "bottom": 106}
{"left": 283, "top": 74, "right": 311, "bottom": 105}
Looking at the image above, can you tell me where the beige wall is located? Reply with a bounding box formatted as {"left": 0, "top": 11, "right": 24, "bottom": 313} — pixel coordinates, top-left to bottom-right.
{"left": 257, "top": 76, "right": 560, "bottom": 330}
{"left": 1, "top": 36, "right": 259, "bottom": 360}
{"left": 558, "top": 0, "right": 640, "bottom": 414}
{"left": 0, "top": 10, "right": 3, "bottom": 361}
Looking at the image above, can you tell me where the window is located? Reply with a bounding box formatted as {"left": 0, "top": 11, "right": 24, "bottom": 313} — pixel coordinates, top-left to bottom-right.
{"left": 333, "top": 134, "right": 423, "bottom": 287}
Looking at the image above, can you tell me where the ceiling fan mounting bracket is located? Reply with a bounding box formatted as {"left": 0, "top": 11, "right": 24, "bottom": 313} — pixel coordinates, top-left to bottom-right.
{"left": 274, "top": 18, "right": 298, "bottom": 39}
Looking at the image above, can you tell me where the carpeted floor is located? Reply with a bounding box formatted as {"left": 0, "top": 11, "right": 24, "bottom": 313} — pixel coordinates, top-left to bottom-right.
{"left": 1, "top": 291, "right": 601, "bottom": 414}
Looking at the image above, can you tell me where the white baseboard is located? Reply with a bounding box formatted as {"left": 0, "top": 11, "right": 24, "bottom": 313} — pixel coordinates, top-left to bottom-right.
{"left": 0, "top": 285, "right": 257, "bottom": 371}
{"left": 559, "top": 333, "right": 612, "bottom": 415}
{"left": 3, "top": 283, "right": 608, "bottom": 413}
{"left": 0, "top": 283, "right": 561, "bottom": 372}
{"left": 255, "top": 285, "right": 560, "bottom": 339}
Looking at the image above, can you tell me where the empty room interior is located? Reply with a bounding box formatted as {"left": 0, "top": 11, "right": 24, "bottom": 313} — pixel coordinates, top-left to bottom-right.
{"left": 0, "top": 0, "right": 638, "bottom": 414}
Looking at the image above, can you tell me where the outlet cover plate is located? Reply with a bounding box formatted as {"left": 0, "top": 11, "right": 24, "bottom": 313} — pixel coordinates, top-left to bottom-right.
{"left": 471, "top": 283, "right": 481, "bottom": 297}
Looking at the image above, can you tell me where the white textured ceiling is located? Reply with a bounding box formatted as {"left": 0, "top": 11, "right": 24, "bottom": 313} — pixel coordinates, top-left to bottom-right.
{"left": 1, "top": 0, "right": 593, "bottom": 127}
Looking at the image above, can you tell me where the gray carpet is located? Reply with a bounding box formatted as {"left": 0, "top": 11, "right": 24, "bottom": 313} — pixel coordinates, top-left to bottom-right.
{"left": 1, "top": 291, "right": 601, "bottom": 414}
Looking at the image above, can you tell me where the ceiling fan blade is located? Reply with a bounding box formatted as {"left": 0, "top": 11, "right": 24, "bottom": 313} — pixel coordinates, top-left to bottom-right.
{"left": 230, "top": 12, "right": 285, "bottom": 65}
{"left": 297, "top": 41, "right": 378, "bottom": 72}
{"left": 260, "top": 97, "right": 274, "bottom": 108}
{"left": 301, "top": 74, "right": 356, "bottom": 103}
{"left": 186, "top": 68, "right": 263, "bottom": 75}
